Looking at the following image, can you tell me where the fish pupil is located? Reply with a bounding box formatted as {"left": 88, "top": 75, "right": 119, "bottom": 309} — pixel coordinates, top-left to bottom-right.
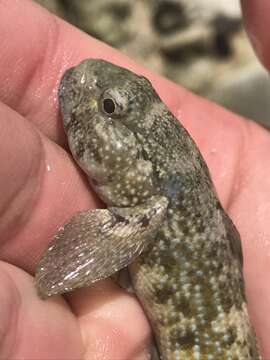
{"left": 102, "top": 98, "right": 116, "bottom": 114}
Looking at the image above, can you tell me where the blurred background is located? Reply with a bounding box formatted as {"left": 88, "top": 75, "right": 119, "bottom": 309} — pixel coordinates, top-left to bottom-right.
{"left": 35, "top": 0, "right": 270, "bottom": 129}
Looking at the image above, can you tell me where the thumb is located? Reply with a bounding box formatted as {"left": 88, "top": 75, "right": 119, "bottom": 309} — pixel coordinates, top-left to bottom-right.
{"left": 241, "top": 0, "right": 270, "bottom": 70}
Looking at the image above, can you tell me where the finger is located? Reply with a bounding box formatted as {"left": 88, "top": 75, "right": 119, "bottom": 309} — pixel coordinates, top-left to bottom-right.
{"left": 0, "top": 100, "right": 98, "bottom": 272}
{"left": 1, "top": 0, "right": 188, "bottom": 142}
{"left": 227, "top": 121, "right": 270, "bottom": 358}
{"left": 0, "top": 262, "right": 151, "bottom": 360}
{"left": 241, "top": 0, "right": 270, "bottom": 69}
{"left": 0, "top": 261, "right": 83, "bottom": 360}
{"left": 68, "top": 280, "right": 151, "bottom": 360}
{"left": 1, "top": 0, "right": 180, "bottom": 143}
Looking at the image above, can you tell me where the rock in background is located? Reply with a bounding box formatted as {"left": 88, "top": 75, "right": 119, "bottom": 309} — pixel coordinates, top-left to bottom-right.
{"left": 35, "top": 0, "right": 270, "bottom": 129}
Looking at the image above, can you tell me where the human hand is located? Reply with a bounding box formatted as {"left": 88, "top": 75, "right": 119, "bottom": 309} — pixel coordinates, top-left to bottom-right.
{"left": 0, "top": 0, "right": 269, "bottom": 359}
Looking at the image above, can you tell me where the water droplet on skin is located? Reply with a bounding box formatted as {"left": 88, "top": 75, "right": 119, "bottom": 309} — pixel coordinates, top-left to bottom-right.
{"left": 176, "top": 107, "right": 183, "bottom": 120}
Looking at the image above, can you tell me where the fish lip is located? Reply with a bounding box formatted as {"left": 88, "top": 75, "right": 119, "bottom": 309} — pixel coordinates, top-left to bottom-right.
{"left": 58, "top": 65, "right": 101, "bottom": 133}
{"left": 58, "top": 66, "right": 75, "bottom": 100}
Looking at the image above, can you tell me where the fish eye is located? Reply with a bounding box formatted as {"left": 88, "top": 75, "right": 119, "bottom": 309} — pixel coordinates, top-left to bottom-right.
{"left": 102, "top": 98, "right": 116, "bottom": 115}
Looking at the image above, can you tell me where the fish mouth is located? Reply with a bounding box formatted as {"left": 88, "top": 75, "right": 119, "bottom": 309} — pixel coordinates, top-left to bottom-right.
{"left": 58, "top": 66, "right": 75, "bottom": 99}
{"left": 58, "top": 65, "right": 101, "bottom": 132}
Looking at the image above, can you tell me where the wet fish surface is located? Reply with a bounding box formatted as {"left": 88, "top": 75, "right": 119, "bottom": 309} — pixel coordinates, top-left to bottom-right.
{"left": 35, "top": 59, "right": 260, "bottom": 359}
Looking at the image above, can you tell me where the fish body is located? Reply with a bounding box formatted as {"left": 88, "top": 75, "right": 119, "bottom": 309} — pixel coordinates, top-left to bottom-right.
{"left": 35, "top": 59, "right": 260, "bottom": 359}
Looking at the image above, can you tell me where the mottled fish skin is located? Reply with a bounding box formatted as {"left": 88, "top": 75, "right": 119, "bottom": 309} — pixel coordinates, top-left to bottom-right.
{"left": 36, "top": 59, "right": 260, "bottom": 359}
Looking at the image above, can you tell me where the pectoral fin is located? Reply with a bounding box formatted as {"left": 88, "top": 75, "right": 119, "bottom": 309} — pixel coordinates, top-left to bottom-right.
{"left": 35, "top": 196, "right": 168, "bottom": 298}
